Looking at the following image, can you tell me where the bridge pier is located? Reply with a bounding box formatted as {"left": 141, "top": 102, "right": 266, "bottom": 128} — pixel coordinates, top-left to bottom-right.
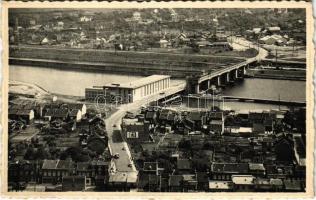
{"left": 195, "top": 84, "right": 200, "bottom": 94}
{"left": 217, "top": 76, "right": 221, "bottom": 86}
{"left": 226, "top": 73, "right": 230, "bottom": 83}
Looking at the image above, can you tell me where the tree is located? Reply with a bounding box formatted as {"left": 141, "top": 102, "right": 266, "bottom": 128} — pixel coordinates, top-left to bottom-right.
{"left": 24, "top": 147, "right": 36, "bottom": 160}
{"left": 35, "top": 147, "right": 50, "bottom": 160}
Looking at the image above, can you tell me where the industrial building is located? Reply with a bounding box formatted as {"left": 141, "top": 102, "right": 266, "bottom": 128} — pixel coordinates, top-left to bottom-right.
{"left": 85, "top": 75, "right": 171, "bottom": 103}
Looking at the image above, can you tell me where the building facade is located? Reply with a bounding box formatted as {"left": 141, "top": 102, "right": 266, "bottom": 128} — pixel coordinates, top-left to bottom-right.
{"left": 85, "top": 75, "right": 171, "bottom": 103}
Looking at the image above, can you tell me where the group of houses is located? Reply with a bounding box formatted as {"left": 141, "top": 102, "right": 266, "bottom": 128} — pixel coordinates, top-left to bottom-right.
{"left": 8, "top": 159, "right": 113, "bottom": 191}
{"left": 135, "top": 131, "right": 305, "bottom": 192}
{"left": 245, "top": 26, "right": 301, "bottom": 46}
{"left": 121, "top": 106, "right": 226, "bottom": 143}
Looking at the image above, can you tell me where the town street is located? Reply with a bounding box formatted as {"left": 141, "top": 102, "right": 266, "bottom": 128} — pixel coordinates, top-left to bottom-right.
{"left": 105, "top": 82, "right": 186, "bottom": 184}
{"left": 104, "top": 37, "right": 267, "bottom": 184}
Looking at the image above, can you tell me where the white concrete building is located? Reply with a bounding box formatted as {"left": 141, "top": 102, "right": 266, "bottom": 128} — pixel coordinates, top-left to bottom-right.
{"left": 104, "top": 75, "right": 171, "bottom": 103}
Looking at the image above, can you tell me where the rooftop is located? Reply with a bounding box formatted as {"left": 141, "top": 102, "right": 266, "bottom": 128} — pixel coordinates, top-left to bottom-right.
{"left": 177, "top": 159, "right": 192, "bottom": 170}
{"left": 209, "top": 181, "right": 233, "bottom": 190}
{"left": 232, "top": 175, "right": 255, "bottom": 185}
{"left": 212, "top": 163, "right": 249, "bottom": 174}
{"left": 105, "top": 75, "right": 170, "bottom": 89}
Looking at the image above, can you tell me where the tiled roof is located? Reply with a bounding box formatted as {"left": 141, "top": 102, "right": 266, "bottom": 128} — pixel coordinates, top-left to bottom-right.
{"left": 42, "top": 159, "right": 59, "bottom": 170}
{"left": 212, "top": 163, "right": 249, "bottom": 174}
{"left": 177, "top": 159, "right": 191, "bottom": 170}
{"left": 169, "top": 175, "right": 183, "bottom": 187}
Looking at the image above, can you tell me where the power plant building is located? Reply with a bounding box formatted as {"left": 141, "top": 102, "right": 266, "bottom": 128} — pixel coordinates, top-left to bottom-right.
{"left": 85, "top": 75, "right": 171, "bottom": 103}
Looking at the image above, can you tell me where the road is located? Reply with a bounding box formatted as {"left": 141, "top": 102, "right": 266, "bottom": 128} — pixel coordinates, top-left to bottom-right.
{"left": 229, "top": 36, "right": 269, "bottom": 61}
{"left": 105, "top": 82, "right": 186, "bottom": 185}
{"left": 105, "top": 37, "right": 267, "bottom": 185}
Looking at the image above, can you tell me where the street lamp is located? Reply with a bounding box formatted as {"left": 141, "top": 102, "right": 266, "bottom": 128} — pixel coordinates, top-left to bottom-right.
{"left": 211, "top": 85, "right": 216, "bottom": 111}
{"left": 187, "top": 94, "right": 192, "bottom": 108}
{"left": 197, "top": 96, "right": 200, "bottom": 112}
{"left": 127, "top": 94, "right": 132, "bottom": 111}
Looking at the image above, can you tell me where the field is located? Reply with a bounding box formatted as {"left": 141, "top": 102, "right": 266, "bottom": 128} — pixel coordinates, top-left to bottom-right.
{"left": 10, "top": 45, "right": 245, "bottom": 75}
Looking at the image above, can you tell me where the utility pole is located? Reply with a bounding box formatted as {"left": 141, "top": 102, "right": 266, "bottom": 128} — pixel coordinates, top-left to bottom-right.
{"left": 222, "top": 96, "right": 225, "bottom": 111}
{"left": 292, "top": 41, "right": 295, "bottom": 56}
{"left": 278, "top": 94, "right": 281, "bottom": 111}
{"left": 15, "top": 17, "right": 19, "bottom": 46}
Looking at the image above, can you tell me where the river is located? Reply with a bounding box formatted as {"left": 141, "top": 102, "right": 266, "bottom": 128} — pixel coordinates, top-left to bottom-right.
{"left": 9, "top": 65, "right": 144, "bottom": 96}
{"left": 10, "top": 65, "right": 306, "bottom": 111}
{"left": 222, "top": 78, "right": 306, "bottom": 102}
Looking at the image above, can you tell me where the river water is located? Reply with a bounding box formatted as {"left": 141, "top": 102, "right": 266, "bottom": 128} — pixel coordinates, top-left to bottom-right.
{"left": 9, "top": 65, "right": 306, "bottom": 111}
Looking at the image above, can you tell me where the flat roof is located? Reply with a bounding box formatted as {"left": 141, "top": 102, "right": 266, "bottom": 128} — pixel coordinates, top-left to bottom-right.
{"left": 105, "top": 75, "right": 170, "bottom": 89}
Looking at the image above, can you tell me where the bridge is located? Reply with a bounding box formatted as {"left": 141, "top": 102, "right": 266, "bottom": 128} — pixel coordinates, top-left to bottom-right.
{"left": 188, "top": 38, "right": 269, "bottom": 94}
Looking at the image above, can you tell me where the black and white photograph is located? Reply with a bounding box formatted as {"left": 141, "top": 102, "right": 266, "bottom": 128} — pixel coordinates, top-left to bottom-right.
{"left": 3, "top": 2, "right": 314, "bottom": 196}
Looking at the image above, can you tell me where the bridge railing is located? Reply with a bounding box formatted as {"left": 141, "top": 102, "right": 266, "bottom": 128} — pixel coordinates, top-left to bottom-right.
{"left": 198, "top": 55, "right": 258, "bottom": 83}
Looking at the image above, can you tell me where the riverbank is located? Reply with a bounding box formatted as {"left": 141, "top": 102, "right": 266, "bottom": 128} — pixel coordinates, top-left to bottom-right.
{"left": 246, "top": 69, "right": 306, "bottom": 81}
{"left": 9, "top": 45, "right": 244, "bottom": 78}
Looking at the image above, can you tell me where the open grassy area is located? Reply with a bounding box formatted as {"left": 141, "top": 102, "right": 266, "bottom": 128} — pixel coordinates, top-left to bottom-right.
{"left": 10, "top": 45, "right": 244, "bottom": 71}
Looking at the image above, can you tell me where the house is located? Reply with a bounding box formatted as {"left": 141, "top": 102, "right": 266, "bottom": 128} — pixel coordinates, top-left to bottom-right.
{"left": 62, "top": 176, "right": 86, "bottom": 191}
{"left": 57, "top": 21, "right": 64, "bottom": 29}
{"left": 8, "top": 160, "right": 40, "bottom": 184}
{"left": 90, "top": 160, "right": 110, "bottom": 187}
{"left": 138, "top": 173, "right": 160, "bottom": 192}
{"left": 208, "top": 180, "right": 233, "bottom": 192}
{"left": 283, "top": 179, "right": 302, "bottom": 191}
{"left": 159, "top": 39, "right": 168, "bottom": 48}
{"left": 267, "top": 26, "right": 281, "bottom": 34}
{"left": 254, "top": 178, "right": 283, "bottom": 191}
{"left": 145, "top": 111, "right": 157, "bottom": 125}
{"left": 143, "top": 162, "right": 159, "bottom": 175}
{"left": 196, "top": 172, "right": 209, "bottom": 191}
{"left": 269, "top": 178, "right": 284, "bottom": 191}
{"left": 270, "top": 35, "right": 287, "bottom": 46}
{"left": 132, "top": 11, "right": 142, "bottom": 22}
{"left": 41, "top": 37, "right": 50, "bottom": 45}
{"left": 252, "top": 123, "right": 265, "bottom": 134}
{"left": 9, "top": 105, "right": 34, "bottom": 124}
{"left": 148, "top": 174, "right": 160, "bottom": 192}
{"left": 249, "top": 163, "right": 265, "bottom": 176}
{"left": 253, "top": 28, "right": 262, "bottom": 35}
{"left": 121, "top": 118, "right": 150, "bottom": 144}
{"left": 158, "top": 109, "right": 178, "bottom": 125}
{"left": 231, "top": 175, "right": 255, "bottom": 191}
{"left": 182, "top": 174, "right": 198, "bottom": 192}
{"left": 265, "top": 165, "right": 293, "bottom": 179}
{"left": 41, "top": 159, "right": 75, "bottom": 183}
{"left": 259, "top": 36, "right": 277, "bottom": 45}
{"left": 69, "top": 109, "right": 82, "bottom": 122}
{"left": 211, "top": 163, "right": 249, "bottom": 180}
{"left": 76, "top": 162, "right": 92, "bottom": 186}
{"left": 66, "top": 103, "right": 87, "bottom": 116}
{"left": 24, "top": 183, "right": 46, "bottom": 192}
{"left": 44, "top": 108, "right": 69, "bottom": 121}
{"left": 169, "top": 175, "right": 183, "bottom": 192}
{"left": 207, "top": 112, "right": 224, "bottom": 134}
{"left": 254, "top": 178, "right": 272, "bottom": 191}
{"left": 186, "top": 111, "right": 205, "bottom": 130}
{"left": 177, "top": 159, "right": 192, "bottom": 174}
{"left": 80, "top": 16, "right": 93, "bottom": 22}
